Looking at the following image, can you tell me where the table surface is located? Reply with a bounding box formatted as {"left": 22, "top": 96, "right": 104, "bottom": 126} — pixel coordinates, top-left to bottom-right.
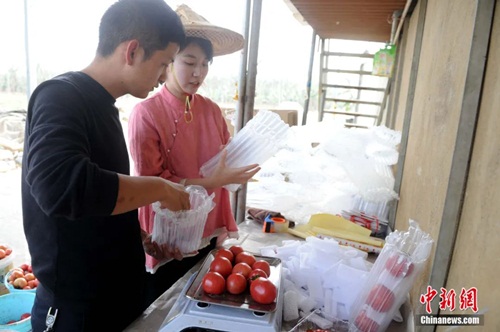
{"left": 124, "top": 219, "right": 414, "bottom": 332}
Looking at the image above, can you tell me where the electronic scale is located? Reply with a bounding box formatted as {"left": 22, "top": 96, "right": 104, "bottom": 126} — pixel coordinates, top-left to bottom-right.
{"left": 159, "top": 252, "right": 284, "bottom": 332}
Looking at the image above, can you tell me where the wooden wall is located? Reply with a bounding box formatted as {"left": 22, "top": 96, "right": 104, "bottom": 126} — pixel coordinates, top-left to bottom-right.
{"left": 388, "top": 0, "right": 419, "bottom": 133}
{"left": 442, "top": 1, "right": 500, "bottom": 330}
{"left": 388, "top": 0, "right": 499, "bottom": 330}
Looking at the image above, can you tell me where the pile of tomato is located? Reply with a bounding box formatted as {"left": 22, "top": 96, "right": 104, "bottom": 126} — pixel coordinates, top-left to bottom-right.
{"left": 5, "top": 313, "right": 31, "bottom": 325}
{"left": 0, "top": 244, "right": 13, "bottom": 259}
{"left": 201, "top": 245, "right": 278, "bottom": 305}
{"left": 7, "top": 264, "right": 39, "bottom": 290}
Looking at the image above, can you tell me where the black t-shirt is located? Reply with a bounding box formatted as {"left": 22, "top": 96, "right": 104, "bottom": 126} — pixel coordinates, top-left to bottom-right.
{"left": 22, "top": 72, "right": 145, "bottom": 301}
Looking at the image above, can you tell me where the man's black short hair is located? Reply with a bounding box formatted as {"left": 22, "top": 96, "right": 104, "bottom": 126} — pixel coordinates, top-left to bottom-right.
{"left": 97, "top": 0, "right": 186, "bottom": 60}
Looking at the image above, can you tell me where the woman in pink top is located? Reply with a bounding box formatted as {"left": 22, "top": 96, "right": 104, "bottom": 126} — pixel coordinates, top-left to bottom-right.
{"left": 128, "top": 4, "right": 260, "bottom": 307}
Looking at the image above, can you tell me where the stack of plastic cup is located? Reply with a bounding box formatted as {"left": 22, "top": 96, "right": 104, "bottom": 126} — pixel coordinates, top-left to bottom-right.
{"left": 200, "top": 110, "right": 290, "bottom": 192}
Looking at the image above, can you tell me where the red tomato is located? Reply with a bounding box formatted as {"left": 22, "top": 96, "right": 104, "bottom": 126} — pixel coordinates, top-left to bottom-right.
{"left": 248, "top": 268, "right": 268, "bottom": 284}
{"left": 20, "top": 313, "right": 31, "bottom": 320}
{"left": 24, "top": 273, "right": 36, "bottom": 281}
{"left": 354, "top": 310, "right": 380, "bottom": 332}
{"left": 9, "top": 270, "right": 24, "bottom": 282}
{"left": 202, "top": 271, "right": 226, "bottom": 295}
{"left": 13, "top": 277, "right": 28, "bottom": 289}
{"left": 250, "top": 277, "right": 277, "bottom": 304}
{"left": 229, "top": 245, "right": 244, "bottom": 257}
{"left": 215, "top": 248, "right": 234, "bottom": 263}
{"left": 385, "top": 253, "right": 414, "bottom": 278}
{"left": 232, "top": 262, "right": 252, "bottom": 278}
{"left": 235, "top": 251, "right": 256, "bottom": 267}
{"left": 226, "top": 273, "right": 248, "bottom": 295}
{"left": 252, "top": 260, "right": 271, "bottom": 277}
{"left": 209, "top": 256, "right": 233, "bottom": 278}
{"left": 366, "top": 284, "right": 395, "bottom": 312}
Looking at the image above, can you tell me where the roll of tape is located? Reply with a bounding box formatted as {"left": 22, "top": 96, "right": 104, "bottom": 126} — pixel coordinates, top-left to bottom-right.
{"left": 271, "top": 217, "right": 289, "bottom": 233}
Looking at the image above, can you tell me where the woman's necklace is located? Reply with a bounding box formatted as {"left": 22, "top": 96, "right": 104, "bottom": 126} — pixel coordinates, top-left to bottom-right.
{"left": 170, "top": 63, "right": 194, "bottom": 123}
{"left": 184, "top": 95, "right": 193, "bottom": 123}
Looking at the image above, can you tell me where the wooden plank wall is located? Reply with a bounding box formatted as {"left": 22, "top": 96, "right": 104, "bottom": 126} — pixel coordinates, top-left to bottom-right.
{"left": 388, "top": 0, "right": 499, "bottom": 330}
{"left": 391, "top": 1, "right": 419, "bottom": 133}
{"left": 396, "top": 0, "right": 474, "bottom": 312}
{"left": 442, "top": 2, "right": 500, "bottom": 331}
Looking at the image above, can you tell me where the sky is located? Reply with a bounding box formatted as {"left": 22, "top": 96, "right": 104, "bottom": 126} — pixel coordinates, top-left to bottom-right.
{"left": 0, "top": 0, "right": 316, "bottom": 83}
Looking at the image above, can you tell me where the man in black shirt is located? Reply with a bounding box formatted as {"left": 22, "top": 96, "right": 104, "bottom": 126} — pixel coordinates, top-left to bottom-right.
{"left": 21, "top": 0, "right": 189, "bottom": 331}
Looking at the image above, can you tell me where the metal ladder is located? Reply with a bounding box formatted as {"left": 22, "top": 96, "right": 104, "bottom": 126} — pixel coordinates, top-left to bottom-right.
{"left": 317, "top": 39, "right": 389, "bottom": 128}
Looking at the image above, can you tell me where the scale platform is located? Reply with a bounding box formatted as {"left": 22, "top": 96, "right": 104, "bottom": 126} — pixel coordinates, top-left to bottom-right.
{"left": 159, "top": 255, "right": 284, "bottom": 332}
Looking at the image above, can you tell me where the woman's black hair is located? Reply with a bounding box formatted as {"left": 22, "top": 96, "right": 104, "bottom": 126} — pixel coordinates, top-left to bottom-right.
{"left": 181, "top": 37, "right": 214, "bottom": 63}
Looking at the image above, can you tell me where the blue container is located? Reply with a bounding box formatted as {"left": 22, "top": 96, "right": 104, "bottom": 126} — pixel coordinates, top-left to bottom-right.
{"left": 0, "top": 292, "right": 35, "bottom": 332}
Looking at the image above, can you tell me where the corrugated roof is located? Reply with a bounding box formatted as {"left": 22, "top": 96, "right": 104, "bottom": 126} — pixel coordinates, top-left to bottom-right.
{"left": 284, "top": 0, "right": 408, "bottom": 42}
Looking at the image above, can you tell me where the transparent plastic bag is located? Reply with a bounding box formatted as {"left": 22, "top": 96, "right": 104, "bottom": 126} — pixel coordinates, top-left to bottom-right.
{"left": 151, "top": 185, "right": 215, "bottom": 253}
{"left": 349, "top": 220, "right": 433, "bottom": 332}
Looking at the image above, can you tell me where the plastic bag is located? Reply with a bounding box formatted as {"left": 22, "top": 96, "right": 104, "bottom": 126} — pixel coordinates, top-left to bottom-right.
{"left": 151, "top": 185, "right": 215, "bottom": 253}
{"left": 372, "top": 44, "right": 397, "bottom": 77}
{"left": 349, "top": 220, "right": 434, "bottom": 332}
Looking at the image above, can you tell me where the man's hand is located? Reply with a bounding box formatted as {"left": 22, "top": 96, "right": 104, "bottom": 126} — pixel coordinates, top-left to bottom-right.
{"left": 159, "top": 180, "right": 190, "bottom": 211}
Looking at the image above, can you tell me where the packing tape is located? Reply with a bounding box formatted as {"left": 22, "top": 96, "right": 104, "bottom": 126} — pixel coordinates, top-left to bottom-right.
{"left": 271, "top": 217, "right": 289, "bottom": 233}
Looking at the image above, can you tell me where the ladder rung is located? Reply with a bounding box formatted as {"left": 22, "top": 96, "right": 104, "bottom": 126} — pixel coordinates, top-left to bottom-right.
{"left": 344, "top": 123, "right": 370, "bottom": 129}
{"left": 323, "top": 52, "right": 375, "bottom": 59}
{"left": 323, "top": 110, "right": 379, "bottom": 118}
{"left": 325, "top": 98, "right": 382, "bottom": 106}
{"left": 322, "top": 84, "right": 386, "bottom": 92}
{"left": 323, "top": 69, "right": 373, "bottom": 75}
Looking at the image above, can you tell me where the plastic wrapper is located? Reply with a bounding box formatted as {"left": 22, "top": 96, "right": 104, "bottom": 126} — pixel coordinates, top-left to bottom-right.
{"left": 288, "top": 308, "right": 349, "bottom": 331}
{"left": 348, "top": 220, "right": 433, "bottom": 332}
{"left": 152, "top": 185, "right": 215, "bottom": 253}
{"left": 200, "top": 110, "right": 290, "bottom": 192}
{"left": 370, "top": 125, "right": 401, "bottom": 148}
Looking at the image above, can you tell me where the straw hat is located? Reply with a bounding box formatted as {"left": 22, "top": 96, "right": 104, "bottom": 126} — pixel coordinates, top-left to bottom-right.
{"left": 175, "top": 4, "right": 244, "bottom": 57}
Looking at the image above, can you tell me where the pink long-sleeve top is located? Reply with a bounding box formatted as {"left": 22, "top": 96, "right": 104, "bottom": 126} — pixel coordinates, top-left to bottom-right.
{"left": 128, "top": 86, "right": 237, "bottom": 272}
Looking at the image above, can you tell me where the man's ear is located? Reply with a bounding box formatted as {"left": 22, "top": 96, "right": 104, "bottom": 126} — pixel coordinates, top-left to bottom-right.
{"left": 125, "top": 40, "right": 140, "bottom": 65}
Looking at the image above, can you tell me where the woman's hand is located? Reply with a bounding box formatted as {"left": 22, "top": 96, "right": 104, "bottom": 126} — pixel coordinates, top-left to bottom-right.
{"left": 210, "top": 149, "right": 260, "bottom": 188}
